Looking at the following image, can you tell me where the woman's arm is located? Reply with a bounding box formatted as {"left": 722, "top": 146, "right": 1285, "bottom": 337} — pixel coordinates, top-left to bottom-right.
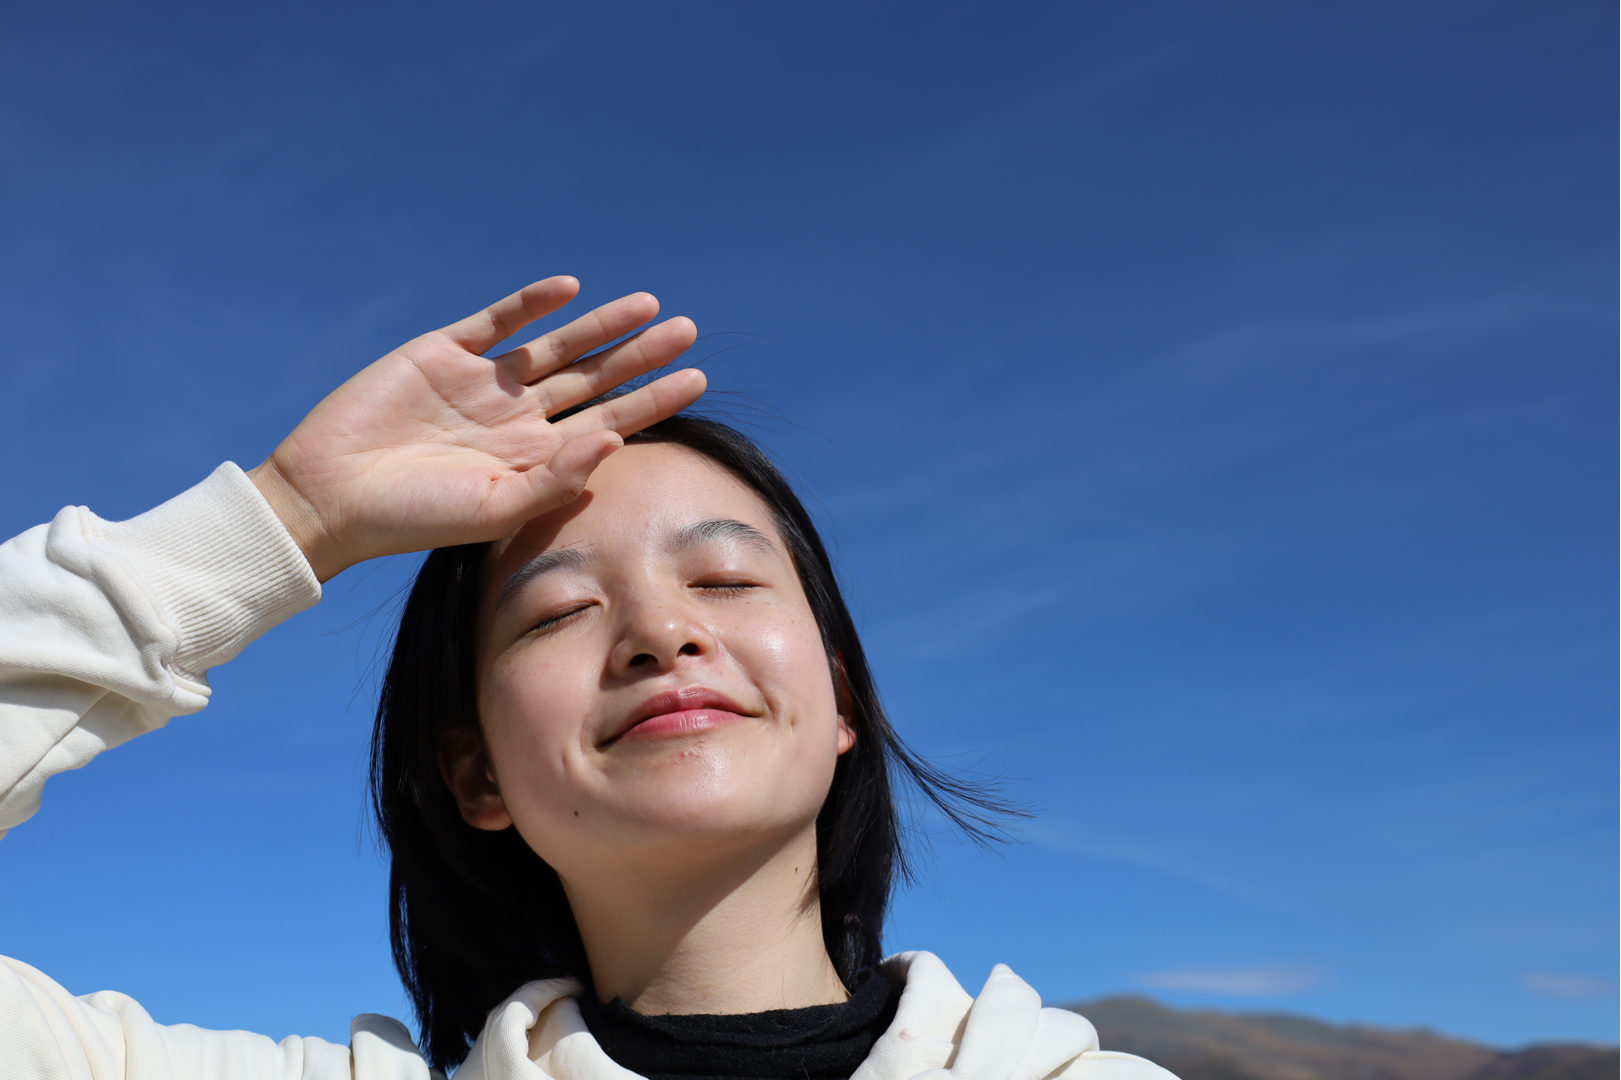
{"left": 0, "top": 463, "right": 418, "bottom": 1078}
{"left": 1, "top": 275, "right": 700, "bottom": 834}
{"left": 0, "top": 462, "right": 320, "bottom": 836}
{"left": 2, "top": 953, "right": 436, "bottom": 1080}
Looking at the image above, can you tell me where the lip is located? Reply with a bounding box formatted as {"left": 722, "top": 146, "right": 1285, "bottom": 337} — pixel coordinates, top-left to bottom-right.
{"left": 605, "top": 686, "right": 756, "bottom": 745}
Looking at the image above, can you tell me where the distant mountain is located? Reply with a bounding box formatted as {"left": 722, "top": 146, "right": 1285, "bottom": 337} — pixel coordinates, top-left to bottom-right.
{"left": 1062, "top": 996, "right": 1618, "bottom": 1080}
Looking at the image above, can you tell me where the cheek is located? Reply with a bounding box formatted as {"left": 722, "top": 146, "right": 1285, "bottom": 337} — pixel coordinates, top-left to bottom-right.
{"left": 478, "top": 650, "right": 595, "bottom": 806}
{"left": 741, "top": 614, "right": 841, "bottom": 737}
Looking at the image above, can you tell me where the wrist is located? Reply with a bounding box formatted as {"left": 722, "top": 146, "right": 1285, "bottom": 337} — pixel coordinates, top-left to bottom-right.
{"left": 247, "top": 458, "right": 348, "bottom": 583}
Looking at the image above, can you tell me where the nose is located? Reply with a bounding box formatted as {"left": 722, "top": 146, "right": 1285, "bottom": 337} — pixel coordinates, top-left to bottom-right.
{"left": 609, "top": 589, "right": 716, "bottom": 675}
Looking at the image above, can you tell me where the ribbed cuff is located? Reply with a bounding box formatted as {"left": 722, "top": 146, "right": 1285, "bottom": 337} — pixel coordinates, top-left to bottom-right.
{"left": 89, "top": 463, "right": 322, "bottom": 681}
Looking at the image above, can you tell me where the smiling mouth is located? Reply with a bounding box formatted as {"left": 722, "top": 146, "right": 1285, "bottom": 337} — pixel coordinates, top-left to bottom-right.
{"left": 605, "top": 686, "right": 755, "bottom": 746}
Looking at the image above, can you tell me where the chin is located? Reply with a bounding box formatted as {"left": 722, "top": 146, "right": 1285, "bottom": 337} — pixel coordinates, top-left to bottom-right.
{"left": 629, "top": 789, "right": 815, "bottom": 838}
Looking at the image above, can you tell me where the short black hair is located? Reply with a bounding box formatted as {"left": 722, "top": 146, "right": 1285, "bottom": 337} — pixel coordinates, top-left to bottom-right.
{"left": 369, "top": 409, "right": 1016, "bottom": 1071}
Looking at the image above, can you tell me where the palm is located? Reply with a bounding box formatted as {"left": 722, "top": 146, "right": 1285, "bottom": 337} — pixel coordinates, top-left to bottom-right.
{"left": 256, "top": 278, "right": 704, "bottom": 579}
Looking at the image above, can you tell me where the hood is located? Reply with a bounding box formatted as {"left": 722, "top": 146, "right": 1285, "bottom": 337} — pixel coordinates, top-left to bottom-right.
{"left": 453, "top": 951, "right": 1176, "bottom": 1080}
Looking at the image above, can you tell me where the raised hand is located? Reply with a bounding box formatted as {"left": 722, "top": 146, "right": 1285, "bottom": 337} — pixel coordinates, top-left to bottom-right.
{"left": 248, "top": 277, "right": 704, "bottom": 582}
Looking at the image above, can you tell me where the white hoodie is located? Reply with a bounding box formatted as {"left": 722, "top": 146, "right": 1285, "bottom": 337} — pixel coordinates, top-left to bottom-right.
{"left": 0, "top": 464, "right": 1176, "bottom": 1080}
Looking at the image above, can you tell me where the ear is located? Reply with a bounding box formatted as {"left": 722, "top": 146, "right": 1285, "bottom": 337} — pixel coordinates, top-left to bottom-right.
{"left": 833, "top": 650, "right": 857, "bottom": 756}
{"left": 437, "top": 730, "right": 513, "bottom": 831}
{"left": 836, "top": 713, "right": 857, "bottom": 756}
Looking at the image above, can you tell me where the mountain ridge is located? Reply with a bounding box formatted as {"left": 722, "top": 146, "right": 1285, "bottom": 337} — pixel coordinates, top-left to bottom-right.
{"left": 1062, "top": 995, "right": 1617, "bottom": 1080}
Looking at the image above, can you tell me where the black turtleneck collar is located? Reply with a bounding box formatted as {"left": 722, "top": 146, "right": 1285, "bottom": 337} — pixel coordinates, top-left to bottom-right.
{"left": 576, "top": 970, "right": 901, "bottom": 1080}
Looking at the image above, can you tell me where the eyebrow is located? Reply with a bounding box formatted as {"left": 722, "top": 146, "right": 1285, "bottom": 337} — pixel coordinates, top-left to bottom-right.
{"left": 495, "top": 547, "right": 595, "bottom": 611}
{"left": 672, "top": 519, "right": 779, "bottom": 555}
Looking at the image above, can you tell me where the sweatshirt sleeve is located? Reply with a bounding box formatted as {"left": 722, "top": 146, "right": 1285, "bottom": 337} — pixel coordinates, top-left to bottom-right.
{"left": 1, "top": 955, "right": 438, "bottom": 1080}
{"left": 0, "top": 466, "right": 447, "bottom": 1079}
{"left": 0, "top": 461, "right": 321, "bottom": 836}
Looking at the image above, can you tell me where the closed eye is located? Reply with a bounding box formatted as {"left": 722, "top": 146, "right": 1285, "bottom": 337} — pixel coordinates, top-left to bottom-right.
{"left": 694, "top": 582, "right": 759, "bottom": 596}
{"left": 528, "top": 604, "right": 593, "bottom": 634}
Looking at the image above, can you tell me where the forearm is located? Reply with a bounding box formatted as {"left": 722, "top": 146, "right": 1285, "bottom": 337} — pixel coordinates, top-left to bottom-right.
{"left": 0, "top": 463, "right": 320, "bottom": 835}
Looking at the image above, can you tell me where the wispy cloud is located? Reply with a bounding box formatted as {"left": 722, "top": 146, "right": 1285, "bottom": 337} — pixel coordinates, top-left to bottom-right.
{"left": 874, "top": 583, "right": 1077, "bottom": 662}
{"left": 1138, "top": 965, "right": 1324, "bottom": 996}
{"left": 1522, "top": 972, "right": 1616, "bottom": 998}
{"left": 1023, "top": 821, "right": 1276, "bottom": 908}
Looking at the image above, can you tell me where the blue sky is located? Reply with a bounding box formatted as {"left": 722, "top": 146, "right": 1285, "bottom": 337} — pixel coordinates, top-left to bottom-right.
{"left": 0, "top": 0, "right": 1613, "bottom": 1051}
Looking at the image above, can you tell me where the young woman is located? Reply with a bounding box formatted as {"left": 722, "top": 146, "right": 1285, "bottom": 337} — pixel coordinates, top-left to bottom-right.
{"left": 0, "top": 278, "right": 1175, "bottom": 1080}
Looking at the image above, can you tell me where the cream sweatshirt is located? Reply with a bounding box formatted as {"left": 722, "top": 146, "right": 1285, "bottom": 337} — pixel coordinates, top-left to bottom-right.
{"left": 0, "top": 464, "right": 1176, "bottom": 1080}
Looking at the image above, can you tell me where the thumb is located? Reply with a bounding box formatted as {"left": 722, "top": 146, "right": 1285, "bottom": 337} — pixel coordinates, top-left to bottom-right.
{"left": 535, "top": 430, "right": 624, "bottom": 507}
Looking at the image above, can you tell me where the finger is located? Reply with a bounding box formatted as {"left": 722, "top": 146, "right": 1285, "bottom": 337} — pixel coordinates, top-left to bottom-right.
{"left": 531, "top": 430, "right": 625, "bottom": 506}
{"left": 492, "top": 292, "right": 661, "bottom": 384}
{"left": 441, "top": 276, "right": 581, "bottom": 354}
{"left": 528, "top": 316, "right": 698, "bottom": 417}
{"left": 552, "top": 367, "right": 708, "bottom": 442}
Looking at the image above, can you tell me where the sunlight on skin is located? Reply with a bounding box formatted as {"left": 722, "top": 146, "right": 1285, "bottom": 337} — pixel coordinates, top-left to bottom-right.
{"left": 450, "top": 443, "right": 857, "bottom": 1015}
{"left": 248, "top": 277, "right": 704, "bottom": 583}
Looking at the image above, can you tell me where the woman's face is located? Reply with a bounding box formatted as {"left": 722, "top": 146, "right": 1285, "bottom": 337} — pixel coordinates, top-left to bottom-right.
{"left": 466, "top": 442, "right": 854, "bottom": 879}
